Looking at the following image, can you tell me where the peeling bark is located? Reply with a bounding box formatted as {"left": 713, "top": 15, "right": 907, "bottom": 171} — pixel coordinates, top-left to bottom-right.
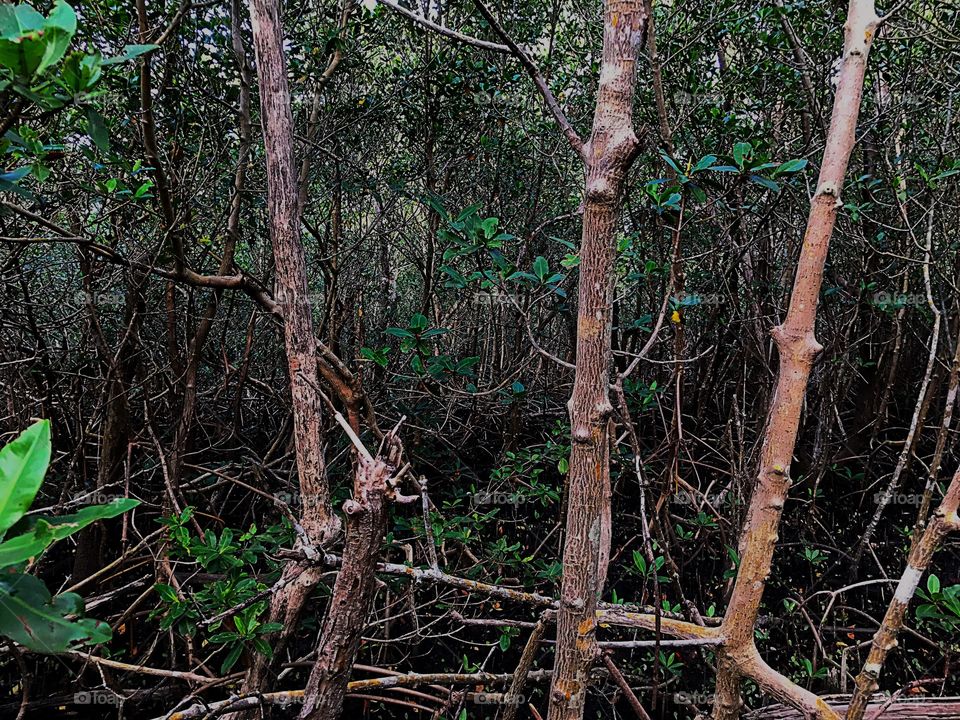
{"left": 299, "top": 438, "right": 401, "bottom": 720}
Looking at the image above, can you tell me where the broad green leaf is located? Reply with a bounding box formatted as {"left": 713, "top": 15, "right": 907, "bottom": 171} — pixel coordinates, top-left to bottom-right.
{"left": 0, "top": 4, "right": 45, "bottom": 40}
{"left": 34, "top": 1, "right": 76, "bottom": 75}
{"left": 85, "top": 107, "right": 109, "bottom": 152}
{"left": 693, "top": 154, "right": 717, "bottom": 173}
{"left": 221, "top": 643, "right": 243, "bottom": 674}
{"left": 533, "top": 255, "right": 549, "bottom": 282}
{"left": 0, "top": 572, "right": 110, "bottom": 652}
{"left": 0, "top": 498, "right": 139, "bottom": 567}
{"left": 733, "top": 142, "right": 752, "bottom": 169}
{"left": 101, "top": 43, "right": 156, "bottom": 66}
{"left": 0, "top": 420, "right": 51, "bottom": 537}
{"left": 775, "top": 158, "right": 809, "bottom": 176}
{"left": 749, "top": 175, "right": 780, "bottom": 193}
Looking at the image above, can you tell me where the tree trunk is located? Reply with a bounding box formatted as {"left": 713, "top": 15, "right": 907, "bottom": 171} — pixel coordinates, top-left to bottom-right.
{"left": 299, "top": 439, "right": 401, "bottom": 720}
{"left": 846, "top": 468, "right": 960, "bottom": 720}
{"left": 547, "top": 3, "right": 647, "bottom": 719}
{"left": 237, "top": 0, "right": 340, "bottom": 703}
{"left": 711, "top": 2, "right": 880, "bottom": 718}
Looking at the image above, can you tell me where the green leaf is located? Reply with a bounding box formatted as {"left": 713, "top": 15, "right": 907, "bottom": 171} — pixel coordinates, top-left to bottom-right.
{"left": 408, "top": 313, "right": 429, "bottom": 332}
{"left": 0, "top": 420, "right": 50, "bottom": 538}
{"left": 774, "top": 158, "right": 808, "bottom": 176}
{"left": 479, "top": 216, "right": 499, "bottom": 240}
{"left": 0, "top": 572, "right": 110, "bottom": 652}
{"left": 0, "top": 498, "right": 139, "bottom": 567}
{"left": 35, "top": 1, "right": 75, "bottom": 75}
{"left": 220, "top": 643, "right": 243, "bottom": 674}
{"left": 85, "top": 107, "right": 109, "bottom": 152}
{"left": 153, "top": 583, "right": 179, "bottom": 603}
{"left": 733, "top": 142, "right": 752, "bottom": 169}
{"left": 533, "top": 255, "right": 549, "bottom": 282}
{"left": 692, "top": 154, "right": 717, "bottom": 173}
{"left": 749, "top": 175, "right": 780, "bottom": 193}
{"left": 101, "top": 43, "right": 157, "bottom": 66}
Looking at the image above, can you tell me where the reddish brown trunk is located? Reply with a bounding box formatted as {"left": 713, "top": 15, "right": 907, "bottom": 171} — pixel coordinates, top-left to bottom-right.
{"left": 237, "top": 0, "right": 339, "bottom": 704}
{"left": 712, "top": 3, "right": 880, "bottom": 718}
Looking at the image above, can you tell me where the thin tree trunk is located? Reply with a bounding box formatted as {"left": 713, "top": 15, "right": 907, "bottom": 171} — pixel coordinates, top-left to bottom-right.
{"left": 846, "top": 468, "right": 960, "bottom": 720}
{"left": 237, "top": 0, "right": 340, "bottom": 703}
{"left": 299, "top": 438, "right": 401, "bottom": 720}
{"left": 711, "top": 3, "right": 881, "bottom": 718}
{"left": 547, "top": 3, "right": 647, "bottom": 719}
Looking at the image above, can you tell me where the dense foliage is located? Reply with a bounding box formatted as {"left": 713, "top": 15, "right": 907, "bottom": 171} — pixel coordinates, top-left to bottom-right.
{"left": 0, "top": 0, "right": 958, "bottom": 718}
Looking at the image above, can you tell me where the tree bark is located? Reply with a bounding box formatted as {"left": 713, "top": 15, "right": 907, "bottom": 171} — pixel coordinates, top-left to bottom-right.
{"left": 846, "top": 468, "right": 960, "bottom": 720}
{"left": 711, "top": 3, "right": 880, "bottom": 718}
{"left": 236, "top": 0, "right": 341, "bottom": 704}
{"left": 299, "top": 438, "right": 401, "bottom": 720}
{"left": 547, "top": 3, "right": 647, "bottom": 719}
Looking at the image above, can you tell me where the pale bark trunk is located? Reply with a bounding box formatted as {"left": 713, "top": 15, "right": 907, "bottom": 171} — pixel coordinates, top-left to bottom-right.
{"left": 846, "top": 469, "right": 960, "bottom": 720}
{"left": 712, "top": 2, "right": 880, "bottom": 718}
{"left": 547, "top": 3, "right": 647, "bottom": 719}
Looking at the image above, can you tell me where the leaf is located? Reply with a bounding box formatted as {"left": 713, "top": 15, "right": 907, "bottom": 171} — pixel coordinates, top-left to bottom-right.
{"left": 0, "top": 166, "right": 30, "bottom": 184}
{"left": 693, "top": 154, "right": 717, "bottom": 173}
{"left": 220, "top": 643, "right": 243, "bottom": 674}
{"left": 408, "top": 313, "right": 429, "bottom": 332}
{"left": 101, "top": 43, "right": 156, "bottom": 66}
{"left": 479, "top": 216, "right": 499, "bottom": 239}
{"left": 0, "top": 420, "right": 50, "bottom": 538}
{"left": 153, "top": 583, "right": 178, "bottom": 603}
{"left": 85, "top": 107, "right": 109, "bottom": 152}
{"left": 0, "top": 498, "right": 139, "bottom": 567}
{"left": 733, "top": 142, "right": 752, "bottom": 169}
{"left": 35, "top": 1, "right": 76, "bottom": 75}
{"left": 0, "top": 572, "right": 110, "bottom": 652}
{"left": 927, "top": 574, "right": 941, "bottom": 595}
{"left": 659, "top": 151, "right": 682, "bottom": 176}
{"left": 533, "top": 255, "right": 549, "bottom": 282}
{"left": 774, "top": 158, "right": 808, "bottom": 176}
{"left": 749, "top": 175, "right": 780, "bottom": 193}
